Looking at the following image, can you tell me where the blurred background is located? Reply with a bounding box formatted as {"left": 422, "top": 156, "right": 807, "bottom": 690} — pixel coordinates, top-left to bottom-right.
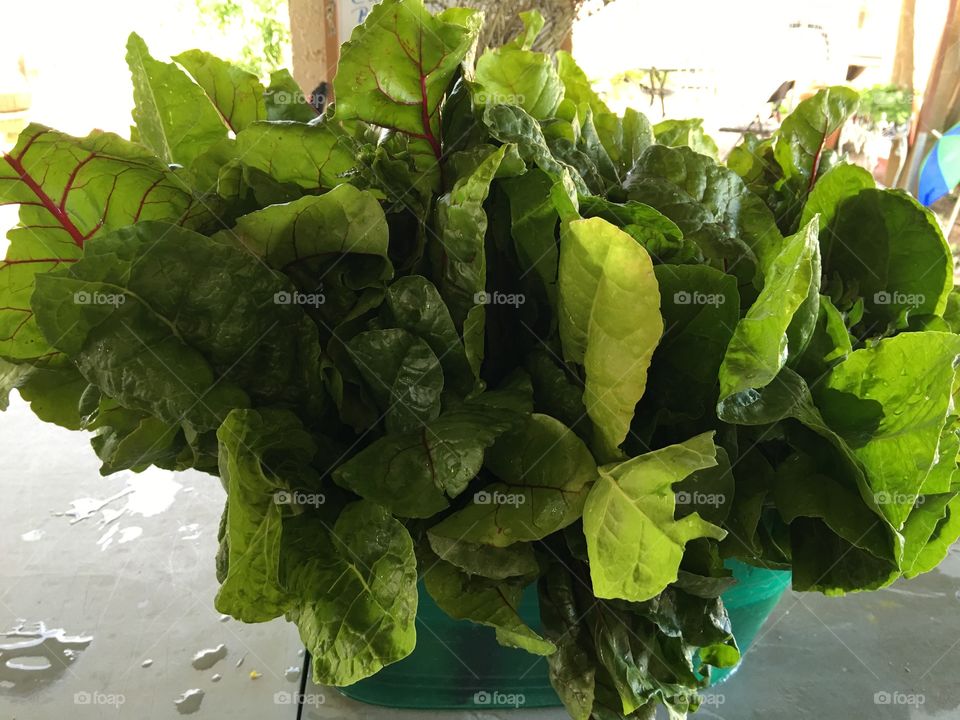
{"left": 2, "top": 0, "right": 957, "bottom": 248}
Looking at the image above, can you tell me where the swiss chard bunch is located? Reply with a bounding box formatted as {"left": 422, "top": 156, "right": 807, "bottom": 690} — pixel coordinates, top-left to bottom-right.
{"left": 2, "top": 2, "right": 959, "bottom": 718}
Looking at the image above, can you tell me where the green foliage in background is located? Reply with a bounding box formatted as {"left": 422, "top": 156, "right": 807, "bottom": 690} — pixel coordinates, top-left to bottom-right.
{"left": 857, "top": 84, "right": 913, "bottom": 127}
{"left": 194, "top": 0, "right": 291, "bottom": 78}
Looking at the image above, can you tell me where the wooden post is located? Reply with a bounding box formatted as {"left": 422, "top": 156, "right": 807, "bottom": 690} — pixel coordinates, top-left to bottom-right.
{"left": 898, "top": 0, "right": 960, "bottom": 191}
{"left": 288, "top": 0, "right": 380, "bottom": 102}
{"left": 891, "top": 0, "right": 916, "bottom": 88}
{"left": 288, "top": 0, "right": 330, "bottom": 97}
{"left": 884, "top": 0, "right": 916, "bottom": 187}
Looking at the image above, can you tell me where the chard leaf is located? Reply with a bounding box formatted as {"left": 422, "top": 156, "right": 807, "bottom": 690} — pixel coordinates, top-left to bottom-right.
{"left": 774, "top": 86, "right": 859, "bottom": 188}
{"left": 555, "top": 50, "right": 609, "bottom": 116}
{"left": 287, "top": 500, "right": 418, "bottom": 685}
{"left": 347, "top": 328, "right": 443, "bottom": 433}
{"left": 894, "top": 493, "right": 954, "bottom": 576}
{"left": 427, "top": 534, "right": 538, "bottom": 580}
{"left": 771, "top": 447, "right": 895, "bottom": 570}
{"left": 813, "top": 332, "right": 960, "bottom": 529}
{"left": 599, "top": 107, "right": 653, "bottom": 180}
{"left": 333, "top": 0, "right": 481, "bottom": 188}
{"left": 653, "top": 118, "right": 719, "bottom": 159}
{"left": 428, "top": 413, "right": 596, "bottom": 546}
{"left": 265, "top": 69, "right": 320, "bottom": 122}
{"left": 789, "top": 517, "right": 899, "bottom": 594}
{"left": 434, "top": 144, "right": 506, "bottom": 329}
{"left": 714, "top": 366, "right": 895, "bottom": 557}
{"left": 482, "top": 104, "right": 588, "bottom": 194}
{"left": 9, "top": 360, "right": 87, "bottom": 430}
{"left": 423, "top": 559, "right": 554, "bottom": 655}
{"left": 825, "top": 189, "right": 952, "bottom": 328}
{"left": 173, "top": 49, "right": 267, "bottom": 133}
{"left": 126, "top": 33, "right": 227, "bottom": 166}
{"left": 578, "top": 195, "right": 691, "bottom": 264}
{"left": 793, "top": 294, "right": 852, "bottom": 378}
{"left": 558, "top": 216, "right": 662, "bottom": 459}
{"left": 381, "top": 275, "right": 474, "bottom": 398}
{"left": 333, "top": 379, "right": 532, "bottom": 517}
{"left": 86, "top": 401, "right": 189, "bottom": 474}
{"left": 799, "top": 163, "right": 874, "bottom": 229}
{"left": 625, "top": 144, "right": 781, "bottom": 279}
{"left": 0, "top": 359, "right": 33, "bottom": 410}
{"left": 228, "top": 183, "right": 392, "bottom": 323}
{"left": 474, "top": 11, "right": 562, "bottom": 120}
{"left": 462, "top": 306, "right": 484, "bottom": 381}
{"left": 0, "top": 124, "right": 204, "bottom": 361}
{"left": 641, "top": 264, "right": 739, "bottom": 422}
{"left": 903, "top": 494, "right": 960, "bottom": 578}
{"left": 583, "top": 432, "right": 725, "bottom": 601}
{"left": 718, "top": 217, "right": 820, "bottom": 406}
{"left": 32, "top": 222, "right": 326, "bottom": 429}
{"left": 524, "top": 349, "right": 590, "bottom": 440}
{"left": 500, "top": 169, "right": 560, "bottom": 306}
{"left": 555, "top": 51, "right": 653, "bottom": 178}
{"left": 231, "top": 121, "right": 358, "bottom": 191}
{"left": 215, "top": 408, "right": 318, "bottom": 622}
{"left": 573, "top": 107, "right": 620, "bottom": 191}
{"left": 538, "top": 565, "right": 595, "bottom": 720}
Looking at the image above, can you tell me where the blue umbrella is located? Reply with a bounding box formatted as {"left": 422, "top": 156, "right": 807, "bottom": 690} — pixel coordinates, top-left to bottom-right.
{"left": 919, "top": 123, "right": 960, "bottom": 206}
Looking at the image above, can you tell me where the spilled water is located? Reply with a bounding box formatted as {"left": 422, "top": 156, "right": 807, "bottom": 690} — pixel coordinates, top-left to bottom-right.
{"left": 174, "top": 688, "right": 205, "bottom": 714}
{"left": 0, "top": 621, "right": 92, "bottom": 696}
{"left": 96, "top": 525, "right": 143, "bottom": 551}
{"left": 178, "top": 523, "right": 201, "bottom": 540}
{"left": 53, "top": 469, "right": 183, "bottom": 532}
{"left": 191, "top": 644, "right": 227, "bottom": 670}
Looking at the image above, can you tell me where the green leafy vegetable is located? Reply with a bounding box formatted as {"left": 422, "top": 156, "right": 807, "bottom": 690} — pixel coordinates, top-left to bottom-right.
{"left": 126, "top": 33, "right": 228, "bottom": 167}
{"left": 558, "top": 217, "right": 662, "bottom": 459}
{"left": 3, "top": 6, "right": 958, "bottom": 717}
{"left": 583, "top": 432, "right": 726, "bottom": 601}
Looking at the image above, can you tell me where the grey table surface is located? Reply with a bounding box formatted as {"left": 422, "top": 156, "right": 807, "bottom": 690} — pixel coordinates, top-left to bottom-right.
{"left": 2, "top": 395, "right": 959, "bottom": 720}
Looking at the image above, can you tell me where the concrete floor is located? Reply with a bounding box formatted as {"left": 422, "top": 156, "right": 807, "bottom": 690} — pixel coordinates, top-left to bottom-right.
{"left": 2, "top": 394, "right": 960, "bottom": 720}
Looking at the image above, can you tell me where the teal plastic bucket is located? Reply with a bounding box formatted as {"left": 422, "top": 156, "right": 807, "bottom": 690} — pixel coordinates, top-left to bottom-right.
{"left": 339, "top": 582, "right": 555, "bottom": 709}
{"left": 705, "top": 561, "right": 792, "bottom": 685}
{"left": 338, "top": 561, "right": 791, "bottom": 709}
